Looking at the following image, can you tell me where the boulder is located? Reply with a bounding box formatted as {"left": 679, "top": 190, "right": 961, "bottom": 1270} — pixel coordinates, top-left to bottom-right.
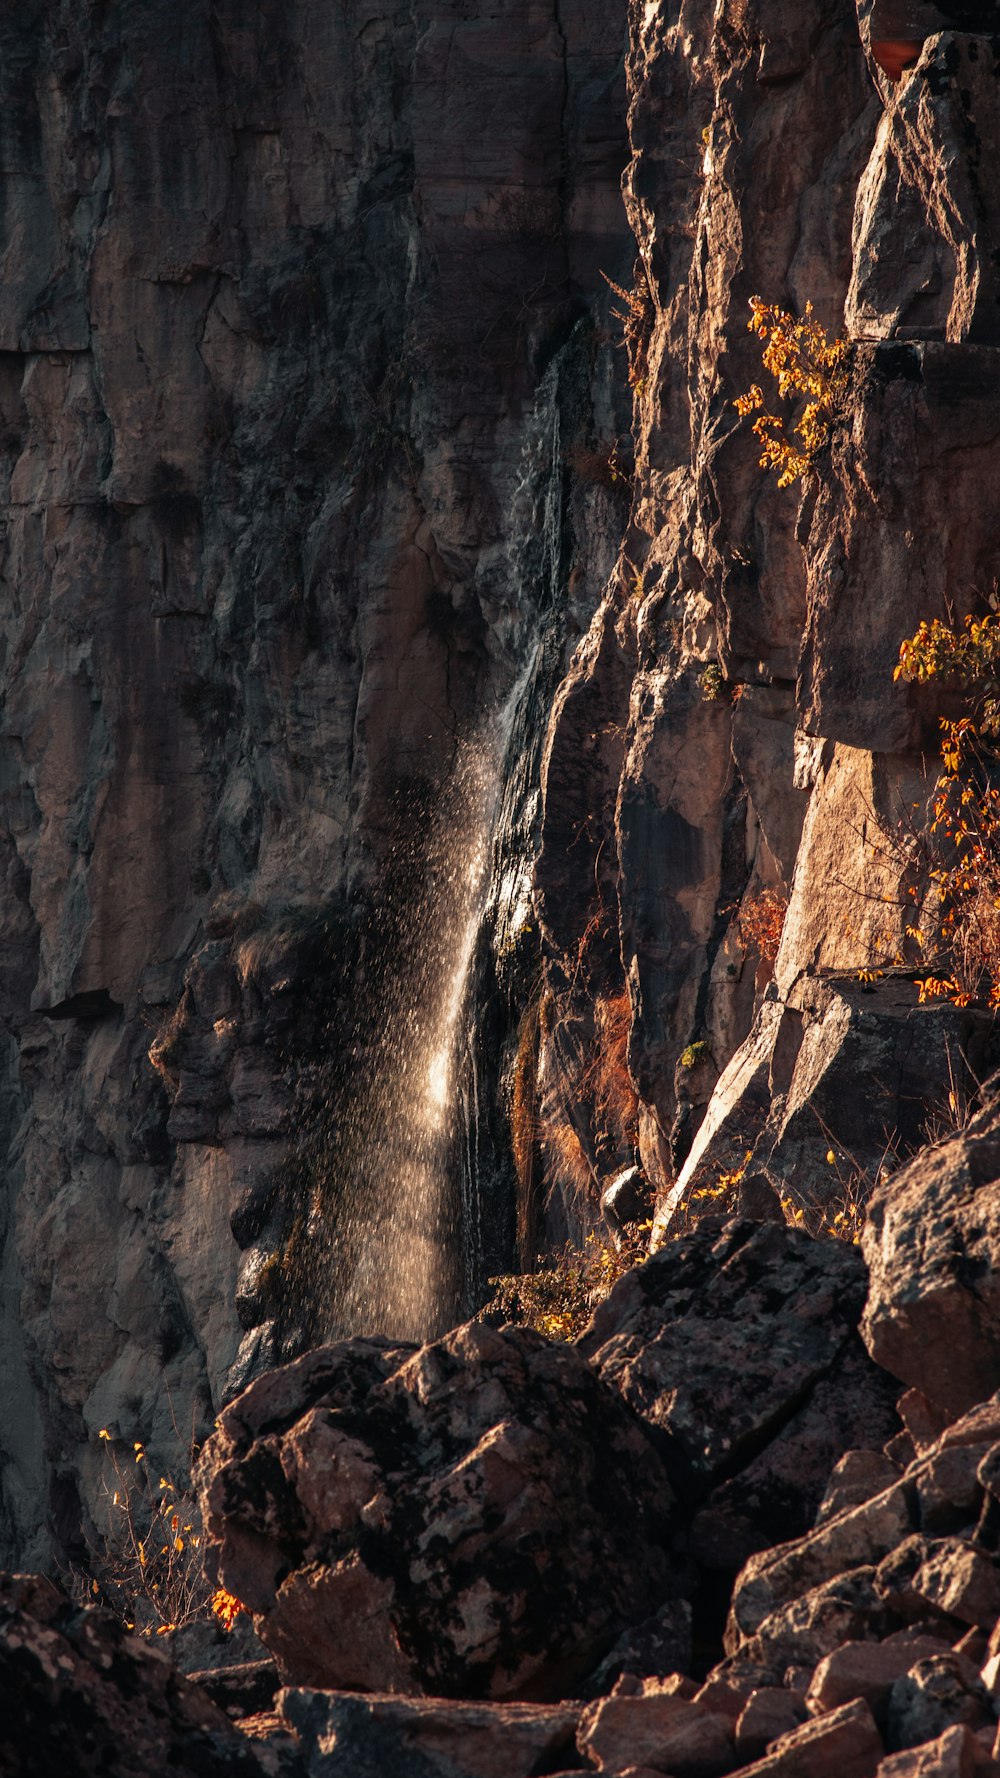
{"left": 876, "top": 1723, "right": 987, "bottom": 1777}
{"left": 198, "top": 1321, "right": 678, "bottom": 1700}
{"left": 735, "top": 1567, "right": 893, "bottom": 1678}
{"left": 576, "top": 1687, "right": 735, "bottom": 1775}
{"left": 861, "top": 1096, "right": 1000, "bottom": 1416}
{"left": 723, "top": 1698, "right": 883, "bottom": 1777}
{"left": 886, "top": 1655, "right": 993, "bottom": 1752}
{"left": 806, "top": 1637, "right": 955, "bottom": 1724}
{"left": 580, "top": 1218, "right": 900, "bottom": 1566}
{"left": 277, "top": 1689, "right": 580, "bottom": 1778}
{"left": 0, "top": 1571, "right": 287, "bottom": 1778}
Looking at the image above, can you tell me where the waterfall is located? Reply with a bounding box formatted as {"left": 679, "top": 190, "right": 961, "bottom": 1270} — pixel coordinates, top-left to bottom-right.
{"left": 303, "top": 324, "right": 601, "bottom": 1344}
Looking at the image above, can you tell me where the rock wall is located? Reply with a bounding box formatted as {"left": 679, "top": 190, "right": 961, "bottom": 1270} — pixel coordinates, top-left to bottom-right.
{"left": 0, "top": 0, "right": 632, "bottom": 1566}
{"left": 534, "top": 1, "right": 1000, "bottom": 1238}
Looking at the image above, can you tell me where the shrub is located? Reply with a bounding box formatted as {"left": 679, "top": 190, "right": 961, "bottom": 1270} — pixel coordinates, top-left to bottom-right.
{"left": 486, "top": 1223, "right": 651, "bottom": 1342}
{"left": 74, "top": 1431, "right": 245, "bottom": 1637}
{"left": 736, "top": 887, "right": 788, "bottom": 965}
{"left": 679, "top": 1039, "right": 713, "bottom": 1069}
{"left": 894, "top": 617, "right": 1000, "bottom": 1006}
{"left": 734, "top": 296, "right": 849, "bottom": 487}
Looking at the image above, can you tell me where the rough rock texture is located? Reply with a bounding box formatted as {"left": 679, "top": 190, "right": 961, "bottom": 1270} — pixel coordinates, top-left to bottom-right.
{"left": 277, "top": 1689, "right": 580, "bottom": 1778}
{"left": 0, "top": 0, "right": 633, "bottom": 1567}
{"left": 197, "top": 1320, "right": 678, "bottom": 1701}
{"left": 580, "top": 1218, "right": 900, "bottom": 1571}
{"left": 0, "top": 1570, "right": 294, "bottom": 1778}
{"left": 862, "top": 1094, "right": 1000, "bottom": 1414}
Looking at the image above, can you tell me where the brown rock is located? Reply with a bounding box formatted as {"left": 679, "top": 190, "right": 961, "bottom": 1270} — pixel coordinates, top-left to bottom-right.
{"left": 735, "top": 1687, "right": 808, "bottom": 1759}
{"left": 728, "top": 1481, "right": 915, "bottom": 1644}
{"left": 198, "top": 1322, "right": 677, "bottom": 1700}
{"left": 807, "top": 1638, "right": 955, "bottom": 1722}
{"left": 817, "top": 1454, "right": 904, "bottom": 1528}
{"left": 912, "top": 1546, "right": 1000, "bottom": 1630}
{"left": 576, "top": 1692, "right": 735, "bottom": 1776}
{"left": 861, "top": 1108, "right": 1000, "bottom": 1417}
{"left": 278, "top": 1688, "right": 580, "bottom": 1778}
{"left": 720, "top": 1698, "right": 883, "bottom": 1777}
{"left": 876, "top": 1723, "right": 981, "bottom": 1776}
{"left": 738, "top": 1569, "right": 892, "bottom": 1678}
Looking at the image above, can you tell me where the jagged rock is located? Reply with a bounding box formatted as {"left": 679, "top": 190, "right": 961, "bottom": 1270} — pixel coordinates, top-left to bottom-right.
{"left": 909, "top": 1545, "right": 1000, "bottom": 1630}
{"left": 817, "top": 1454, "right": 904, "bottom": 1527}
{"left": 198, "top": 1321, "right": 677, "bottom": 1700}
{"left": 734, "top": 1567, "right": 893, "bottom": 1678}
{"left": 806, "top": 1637, "right": 955, "bottom": 1723}
{"left": 277, "top": 1689, "right": 580, "bottom": 1778}
{"left": 727, "top": 1478, "right": 915, "bottom": 1644}
{"left": 580, "top": 1218, "right": 899, "bottom": 1570}
{"left": 862, "top": 1101, "right": 1000, "bottom": 1416}
{"left": 0, "top": 1571, "right": 291, "bottom": 1778}
{"left": 723, "top": 1698, "right": 884, "bottom": 1778}
{"left": 576, "top": 1685, "right": 735, "bottom": 1776}
{"left": 876, "top": 1723, "right": 990, "bottom": 1777}
{"left": 886, "top": 1655, "right": 993, "bottom": 1751}
{"left": 734, "top": 1686, "right": 808, "bottom": 1759}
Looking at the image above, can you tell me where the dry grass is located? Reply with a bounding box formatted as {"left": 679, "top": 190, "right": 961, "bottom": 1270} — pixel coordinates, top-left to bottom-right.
{"left": 486, "top": 1223, "right": 651, "bottom": 1342}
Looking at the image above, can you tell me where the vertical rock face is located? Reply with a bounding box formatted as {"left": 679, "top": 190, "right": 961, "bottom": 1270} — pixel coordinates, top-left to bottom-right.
{"left": 532, "top": 4, "right": 1000, "bottom": 1233}
{"left": 0, "top": 1, "right": 632, "bottom": 1566}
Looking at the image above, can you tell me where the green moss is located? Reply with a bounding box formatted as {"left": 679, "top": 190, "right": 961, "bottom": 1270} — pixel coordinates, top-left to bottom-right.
{"left": 679, "top": 1039, "right": 713, "bottom": 1069}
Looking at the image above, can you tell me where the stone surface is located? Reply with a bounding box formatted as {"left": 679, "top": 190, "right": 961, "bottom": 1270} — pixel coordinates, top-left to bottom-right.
{"left": 0, "top": 1571, "right": 288, "bottom": 1777}
{"left": 576, "top": 1689, "right": 735, "bottom": 1776}
{"left": 198, "top": 1320, "right": 677, "bottom": 1700}
{"left": 722, "top": 1698, "right": 884, "bottom": 1778}
{"left": 862, "top": 1100, "right": 1000, "bottom": 1416}
{"left": 876, "top": 1724, "right": 984, "bottom": 1777}
{"left": 278, "top": 1688, "right": 580, "bottom": 1778}
{"left": 580, "top": 1218, "right": 899, "bottom": 1544}
{"left": 886, "top": 1655, "right": 993, "bottom": 1751}
{"left": 806, "top": 1637, "right": 955, "bottom": 1722}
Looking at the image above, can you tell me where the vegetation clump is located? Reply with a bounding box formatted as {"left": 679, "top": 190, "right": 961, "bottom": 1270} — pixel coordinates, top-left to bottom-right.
{"left": 893, "top": 614, "right": 1000, "bottom": 1006}
{"left": 734, "top": 296, "right": 850, "bottom": 487}
{"left": 487, "top": 1223, "right": 650, "bottom": 1342}
{"left": 679, "top": 1039, "right": 713, "bottom": 1069}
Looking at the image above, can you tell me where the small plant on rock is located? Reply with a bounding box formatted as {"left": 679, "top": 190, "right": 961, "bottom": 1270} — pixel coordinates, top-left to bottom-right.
{"left": 734, "top": 296, "right": 850, "bottom": 487}
{"left": 736, "top": 887, "right": 788, "bottom": 965}
{"left": 75, "top": 1431, "right": 246, "bottom": 1638}
{"left": 893, "top": 615, "right": 1000, "bottom": 1006}
{"left": 487, "top": 1223, "right": 651, "bottom": 1342}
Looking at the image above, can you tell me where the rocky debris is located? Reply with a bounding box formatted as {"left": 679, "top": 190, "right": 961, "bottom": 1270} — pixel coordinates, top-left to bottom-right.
{"left": 886, "top": 1655, "right": 993, "bottom": 1752}
{"left": 198, "top": 1320, "right": 678, "bottom": 1700}
{"left": 277, "top": 1689, "right": 580, "bottom": 1778}
{"left": 862, "top": 1099, "right": 1000, "bottom": 1415}
{"left": 576, "top": 1684, "right": 736, "bottom": 1774}
{"left": 875, "top": 1724, "right": 995, "bottom": 1777}
{"left": 0, "top": 1571, "right": 296, "bottom": 1777}
{"left": 190, "top": 1660, "right": 283, "bottom": 1722}
{"left": 733, "top": 1687, "right": 808, "bottom": 1760}
{"left": 581, "top": 1219, "right": 899, "bottom": 1566}
{"left": 806, "top": 1637, "right": 955, "bottom": 1723}
{"left": 585, "top": 1600, "right": 693, "bottom": 1695}
{"left": 722, "top": 1698, "right": 884, "bottom": 1778}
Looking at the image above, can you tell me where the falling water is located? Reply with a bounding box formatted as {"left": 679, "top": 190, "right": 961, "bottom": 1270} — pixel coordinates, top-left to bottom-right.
{"left": 304, "top": 324, "right": 600, "bottom": 1344}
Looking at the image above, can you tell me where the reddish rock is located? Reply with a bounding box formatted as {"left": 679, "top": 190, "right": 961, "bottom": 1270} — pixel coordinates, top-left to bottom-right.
{"left": 817, "top": 1454, "right": 904, "bottom": 1529}
{"left": 737, "top": 1568, "right": 892, "bottom": 1678}
{"left": 861, "top": 1107, "right": 1000, "bottom": 1418}
{"left": 911, "top": 1546, "right": 1000, "bottom": 1630}
{"left": 576, "top": 1691, "right": 735, "bottom": 1776}
{"left": 876, "top": 1724, "right": 982, "bottom": 1776}
{"left": 734, "top": 1687, "right": 807, "bottom": 1759}
{"left": 198, "top": 1322, "right": 677, "bottom": 1700}
{"left": 807, "top": 1638, "right": 955, "bottom": 1722}
{"left": 721, "top": 1698, "right": 883, "bottom": 1777}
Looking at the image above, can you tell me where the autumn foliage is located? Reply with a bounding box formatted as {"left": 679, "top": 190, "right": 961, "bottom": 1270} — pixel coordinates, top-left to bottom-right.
{"left": 734, "top": 296, "right": 849, "bottom": 487}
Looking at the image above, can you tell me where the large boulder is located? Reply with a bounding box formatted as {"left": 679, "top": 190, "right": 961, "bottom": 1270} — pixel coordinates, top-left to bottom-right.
{"left": 197, "top": 1321, "right": 678, "bottom": 1701}
{"left": 862, "top": 1091, "right": 1000, "bottom": 1415}
{"left": 579, "top": 1219, "right": 900, "bottom": 1568}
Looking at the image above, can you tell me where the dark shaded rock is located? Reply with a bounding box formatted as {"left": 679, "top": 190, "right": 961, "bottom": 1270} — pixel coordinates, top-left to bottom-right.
{"left": 0, "top": 1571, "right": 287, "bottom": 1777}
{"left": 736, "top": 1567, "right": 893, "bottom": 1679}
{"left": 806, "top": 1637, "right": 954, "bottom": 1726}
{"left": 189, "top": 1661, "right": 282, "bottom": 1722}
{"left": 585, "top": 1599, "right": 693, "bottom": 1695}
{"left": 886, "top": 1655, "right": 992, "bottom": 1752}
{"left": 198, "top": 1320, "right": 678, "bottom": 1700}
{"left": 735, "top": 1686, "right": 808, "bottom": 1760}
{"left": 278, "top": 1688, "right": 581, "bottom": 1778}
{"left": 580, "top": 1219, "right": 900, "bottom": 1553}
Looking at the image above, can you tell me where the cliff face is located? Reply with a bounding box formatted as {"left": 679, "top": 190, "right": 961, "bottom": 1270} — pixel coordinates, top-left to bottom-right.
{"left": 535, "top": 2, "right": 1000, "bottom": 1240}
{"left": 0, "top": 0, "right": 631, "bottom": 1566}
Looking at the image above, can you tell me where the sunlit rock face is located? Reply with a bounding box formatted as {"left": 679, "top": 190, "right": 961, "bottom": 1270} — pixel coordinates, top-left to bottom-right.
{"left": 533, "top": 0, "right": 1000, "bottom": 1238}
{"left": 0, "top": 0, "right": 632, "bottom": 1567}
